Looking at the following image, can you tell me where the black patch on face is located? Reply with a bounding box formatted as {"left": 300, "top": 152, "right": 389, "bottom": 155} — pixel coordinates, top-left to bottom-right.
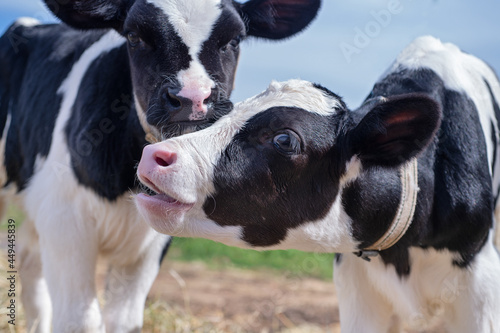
{"left": 198, "top": 1, "right": 246, "bottom": 99}
{"left": 124, "top": 1, "right": 193, "bottom": 132}
{"left": 203, "top": 106, "right": 350, "bottom": 247}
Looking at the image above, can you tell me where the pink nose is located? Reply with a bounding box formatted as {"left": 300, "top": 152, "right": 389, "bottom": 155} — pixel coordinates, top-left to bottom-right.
{"left": 138, "top": 144, "right": 177, "bottom": 184}
{"left": 178, "top": 87, "right": 212, "bottom": 115}
{"left": 165, "top": 86, "right": 213, "bottom": 122}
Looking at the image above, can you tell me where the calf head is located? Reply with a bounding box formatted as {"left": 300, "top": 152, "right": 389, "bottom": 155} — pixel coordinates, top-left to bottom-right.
{"left": 44, "top": 0, "right": 321, "bottom": 137}
{"left": 136, "top": 80, "right": 441, "bottom": 252}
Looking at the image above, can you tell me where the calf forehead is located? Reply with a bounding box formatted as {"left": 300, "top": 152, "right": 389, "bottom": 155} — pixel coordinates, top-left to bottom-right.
{"left": 146, "top": 0, "right": 222, "bottom": 55}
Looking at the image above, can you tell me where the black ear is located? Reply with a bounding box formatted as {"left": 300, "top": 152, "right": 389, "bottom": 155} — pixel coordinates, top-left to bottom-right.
{"left": 239, "top": 0, "right": 321, "bottom": 40}
{"left": 348, "top": 93, "right": 441, "bottom": 168}
{"left": 43, "top": 0, "right": 132, "bottom": 31}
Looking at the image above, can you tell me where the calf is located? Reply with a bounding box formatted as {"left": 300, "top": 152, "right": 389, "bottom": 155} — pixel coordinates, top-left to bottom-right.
{"left": 0, "top": 0, "right": 320, "bottom": 331}
{"left": 137, "top": 36, "right": 500, "bottom": 332}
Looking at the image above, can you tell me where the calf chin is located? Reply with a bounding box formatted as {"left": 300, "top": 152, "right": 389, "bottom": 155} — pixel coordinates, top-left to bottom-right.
{"left": 147, "top": 99, "right": 234, "bottom": 140}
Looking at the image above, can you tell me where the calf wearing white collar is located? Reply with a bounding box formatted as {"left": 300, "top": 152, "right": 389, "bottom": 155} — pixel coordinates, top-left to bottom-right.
{"left": 136, "top": 36, "right": 500, "bottom": 332}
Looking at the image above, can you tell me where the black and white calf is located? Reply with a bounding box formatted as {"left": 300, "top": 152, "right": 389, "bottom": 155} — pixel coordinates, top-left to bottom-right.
{"left": 137, "top": 36, "right": 500, "bottom": 332}
{"left": 0, "top": 0, "right": 320, "bottom": 331}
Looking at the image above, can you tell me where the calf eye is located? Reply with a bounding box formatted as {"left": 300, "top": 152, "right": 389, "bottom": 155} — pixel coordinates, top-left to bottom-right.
{"left": 273, "top": 131, "right": 300, "bottom": 155}
{"left": 230, "top": 35, "right": 242, "bottom": 48}
{"left": 220, "top": 35, "right": 242, "bottom": 53}
{"left": 127, "top": 31, "right": 142, "bottom": 47}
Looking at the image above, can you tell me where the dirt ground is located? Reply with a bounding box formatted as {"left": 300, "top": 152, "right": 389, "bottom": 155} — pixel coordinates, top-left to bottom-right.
{"left": 144, "top": 260, "right": 341, "bottom": 332}
{"left": 103, "top": 259, "right": 444, "bottom": 333}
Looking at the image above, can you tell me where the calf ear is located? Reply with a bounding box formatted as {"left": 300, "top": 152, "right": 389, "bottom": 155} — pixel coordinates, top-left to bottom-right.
{"left": 348, "top": 93, "right": 441, "bottom": 168}
{"left": 43, "top": 0, "right": 132, "bottom": 30}
{"left": 239, "top": 0, "right": 321, "bottom": 40}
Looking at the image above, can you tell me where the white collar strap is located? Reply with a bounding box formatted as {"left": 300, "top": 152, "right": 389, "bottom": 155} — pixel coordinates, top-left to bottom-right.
{"left": 364, "top": 157, "right": 419, "bottom": 253}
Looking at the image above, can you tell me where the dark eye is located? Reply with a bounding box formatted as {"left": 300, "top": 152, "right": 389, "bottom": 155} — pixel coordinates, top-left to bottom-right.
{"left": 220, "top": 35, "right": 242, "bottom": 53}
{"left": 127, "top": 31, "right": 142, "bottom": 47}
{"left": 272, "top": 131, "right": 301, "bottom": 155}
{"left": 230, "top": 35, "right": 242, "bottom": 48}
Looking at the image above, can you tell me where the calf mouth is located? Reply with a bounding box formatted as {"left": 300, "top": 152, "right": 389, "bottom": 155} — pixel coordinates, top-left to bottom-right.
{"left": 136, "top": 176, "right": 195, "bottom": 214}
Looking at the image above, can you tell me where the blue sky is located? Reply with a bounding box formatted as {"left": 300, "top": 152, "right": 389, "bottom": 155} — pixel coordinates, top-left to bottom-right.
{"left": 1, "top": 0, "right": 499, "bottom": 108}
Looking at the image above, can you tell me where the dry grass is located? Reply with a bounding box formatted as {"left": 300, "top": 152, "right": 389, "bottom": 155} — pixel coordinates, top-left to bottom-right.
{"left": 0, "top": 256, "right": 319, "bottom": 333}
{"left": 0, "top": 256, "right": 239, "bottom": 333}
{"left": 0, "top": 253, "right": 338, "bottom": 333}
{"left": 143, "top": 299, "right": 245, "bottom": 333}
{"left": 143, "top": 299, "right": 337, "bottom": 333}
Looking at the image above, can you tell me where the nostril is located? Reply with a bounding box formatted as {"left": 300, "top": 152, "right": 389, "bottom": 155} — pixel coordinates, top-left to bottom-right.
{"left": 155, "top": 156, "right": 169, "bottom": 167}
{"left": 153, "top": 150, "right": 176, "bottom": 167}
{"left": 162, "top": 89, "right": 182, "bottom": 110}
{"left": 168, "top": 91, "right": 182, "bottom": 108}
{"left": 203, "top": 88, "right": 217, "bottom": 105}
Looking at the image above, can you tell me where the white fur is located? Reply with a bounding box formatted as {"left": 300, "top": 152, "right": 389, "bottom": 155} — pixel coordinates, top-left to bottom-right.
{"left": 335, "top": 237, "right": 500, "bottom": 332}
{"left": 5, "top": 31, "right": 170, "bottom": 333}
{"left": 146, "top": 0, "right": 221, "bottom": 114}
{"left": 14, "top": 17, "right": 41, "bottom": 27}
{"left": 0, "top": 113, "right": 12, "bottom": 185}
{"left": 280, "top": 188, "right": 357, "bottom": 253}
{"left": 146, "top": 0, "right": 221, "bottom": 57}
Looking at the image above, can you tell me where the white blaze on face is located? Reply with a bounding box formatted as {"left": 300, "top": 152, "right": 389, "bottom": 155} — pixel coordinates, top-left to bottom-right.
{"left": 146, "top": 0, "right": 222, "bottom": 115}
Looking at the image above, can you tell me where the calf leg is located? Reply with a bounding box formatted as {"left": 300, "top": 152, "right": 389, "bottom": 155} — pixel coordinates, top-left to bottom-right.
{"left": 37, "top": 212, "right": 104, "bottom": 333}
{"left": 334, "top": 254, "right": 397, "bottom": 333}
{"left": 18, "top": 219, "right": 52, "bottom": 333}
{"left": 102, "top": 232, "right": 171, "bottom": 333}
{"left": 443, "top": 237, "right": 500, "bottom": 333}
